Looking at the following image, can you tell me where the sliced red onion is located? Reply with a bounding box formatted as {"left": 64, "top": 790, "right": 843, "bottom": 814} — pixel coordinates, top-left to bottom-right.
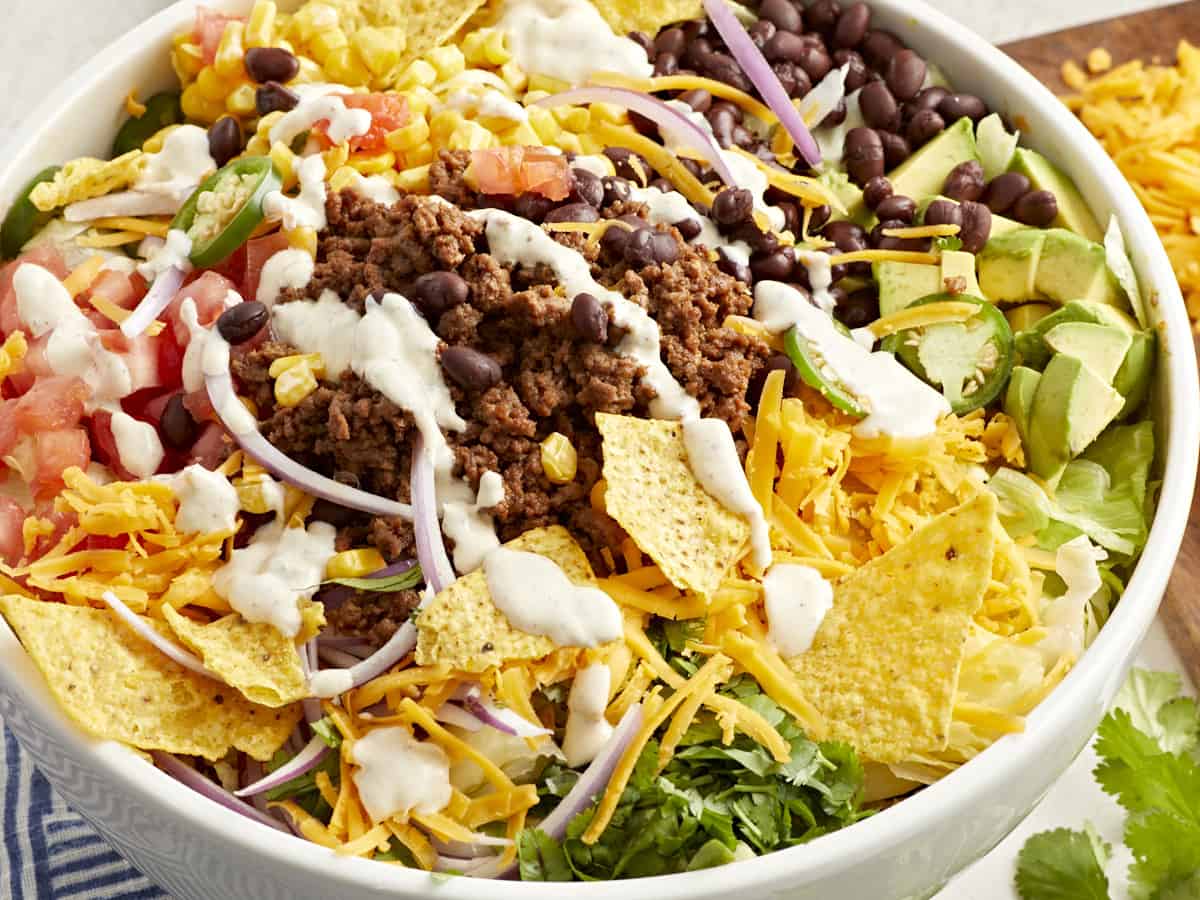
{"left": 317, "top": 645, "right": 363, "bottom": 668}
{"left": 234, "top": 734, "right": 329, "bottom": 798}
{"left": 460, "top": 695, "right": 552, "bottom": 738}
{"left": 410, "top": 434, "right": 455, "bottom": 595}
{"left": 702, "top": 0, "right": 821, "bottom": 165}
{"left": 153, "top": 751, "right": 290, "bottom": 833}
{"left": 534, "top": 87, "right": 735, "bottom": 185}
{"left": 64, "top": 187, "right": 193, "bottom": 222}
{"left": 205, "top": 368, "right": 413, "bottom": 520}
{"left": 435, "top": 702, "right": 484, "bottom": 731}
{"left": 307, "top": 621, "right": 417, "bottom": 699}
{"left": 433, "top": 834, "right": 515, "bottom": 858}
{"left": 101, "top": 590, "right": 216, "bottom": 680}
{"left": 241, "top": 758, "right": 271, "bottom": 815}
{"left": 121, "top": 264, "right": 185, "bottom": 338}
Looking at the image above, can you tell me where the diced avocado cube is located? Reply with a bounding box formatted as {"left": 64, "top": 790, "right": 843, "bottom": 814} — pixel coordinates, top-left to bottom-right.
{"left": 890, "top": 117, "right": 980, "bottom": 204}
{"left": 1004, "top": 365, "right": 1041, "bottom": 451}
{"left": 1114, "top": 330, "right": 1156, "bottom": 419}
{"left": 940, "top": 249, "right": 982, "bottom": 298}
{"left": 976, "top": 113, "right": 1020, "bottom": 180}
{"left": 1043, "top": 321, "right": 1133, "bottom": 383}
{"left": 978, "top": 230, "right": 1046, "bottom": 303}
{"left": 1006, "top": 302, "right": 1055, "bottom": 333}
{"left": 875, "top": 260, "right": 941, "bottom": 316}
{"left": 1026, "top": 353, "right": 1125, "bottom": 483}
{"left": 1009, "top": 147, "right": 1104, "bottom": 242}
{"left": 818, "top": 169, "right": 864, "bottom": 219}
{"left": 1034, "top": 229, "right": 1126, "bottom": 308}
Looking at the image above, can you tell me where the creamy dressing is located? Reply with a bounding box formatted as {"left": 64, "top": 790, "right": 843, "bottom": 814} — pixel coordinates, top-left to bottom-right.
{"left": 1039, "top": 535, "right": 1107, "bottom": 664}
{"left": 441, "top": 470, "right": 504, "bottom": 573}
{"left": 172, "top": 464, "right": 240, "bottom": 534}
{"left": 570, "top": 156, "right": 612, "bottom": 178}
{"left": 436, "top": 69, "right": 512, "bottom": 96}
{"left": 308, "top": 668, "right": 354, "bottom": 698}
{"left": 199, "top": 328, "right": 260, "bottom": 437}
{"left": 255, "top": 248, "right": 315, "bottom": 307}
{"left": 483, "top": 547, "right": 623, "bottom": 647}
{"left": 753, "top": 281, "right": 950, "bottom": 438}
{"left": 762, "top": 564, "right": 833, "bottom": 658}
{"left": 135, "top": 125, "right": 215, "bottom": 194}
{"left": 110, "top": 410, "right": 163, "bottom": 479}
{"left": 496, "top": 0, "right": 652, "bottom": 84}
{"left": 211, "top": 518, "right": 337, "bottom": 637}
{"left": 719, "top": 149, "right": 787, "bottom": 233}
{"left": 270, "top": 92, "right": 372, "bottom": 147}
{"left": 344, "top": 171, "right": 400, "bottom": 206}
{"left": 352, "top": 727, "right": 452, "bottom": 823}
{"left": 270, "top": 289, "right": 360, "bottom": 376}
{"left": 441, "top": 89, "right": 528, "bottom": 122}
{"left": 813, "top": 88, "right": 863, "bottom": 170}
{"left": 682, "top": 418, "right": 771, "bottom": 570}
{"left": 264, "top": 154, "right": 328, "bottom": 232}
{"left": 14, "top": 263, "right": 132, "bottom": 405}
{"left": 137, "top": 228, "right": 193, "bottom": 281}
{"left": 562, "top": 662, "right": 613, "bottom": 766}
{"left": 793, "top": 248, "right": 837, "bottom": 313}
{"left": 627, "top": 184, "right": 751, "bottom": 267}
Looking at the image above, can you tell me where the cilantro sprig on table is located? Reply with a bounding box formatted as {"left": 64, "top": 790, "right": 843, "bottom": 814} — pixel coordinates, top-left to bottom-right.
{"left": 1014, "top": 669, "right": 1200, "bottom": 900}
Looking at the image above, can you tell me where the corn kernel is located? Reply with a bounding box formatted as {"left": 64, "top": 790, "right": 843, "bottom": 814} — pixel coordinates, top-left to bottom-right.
{"left": 349, "top": 150, "right": 396, "bottom": 175}
{"left": 245, "top": 0, "right": 277, "bottom": 48}
{"left": 286, "top": 226, "right": 318, "bottom": 257}
{"left": 142, "top": 124, "right": 180, "bottom": 153}
{"left": 460, "top": 30, "right": 488, "bottom": 67}
{"left": 325, "top": 548, "right": 388, "bottom": 580}
{"left": 353, "top": 26, "right": 406, "bottom": 78}
{"left": 499, "top": 62, "right": 527, "bottom": 93}
{"left": 554, "top": 106, "right": 590, "bottom": 133}
{"left": 292, "top": 55, "right": 327, "bottom": 85}
{"left": 0, "top": 331, "right": 28, "bottom": 382}
{"left": 269, "top": 352, "right": 325, "bottom": 379}
{"left": 426, "top": 45, "right": 466, "bottom": 80}
{"left": 404, "top": 86, "right": 438, "bottom": 116}
{"left": 447, "top": 122, "right": 495, "bottom": 151}
{"left": 322, "top": 142, "right": 351, "bottom": 173}
{"left": 214, "top": 21, "right": 246, "bottom": 79}
{"left": 181, "top": 85, "right": 225, "bottom": 124}
{"left": 269, "top": 141, "right": 298, "bottom": 189}
{"left": 528, "top": 107, "right": 561, "bottom": 144}
{"left": 235, "top": 473, "right": 282, "bottom": 514}
{"left": 395, "top": 164, "right": 431, "bottom": 192}
{"left": 226, "top": 82, "right": 258, "bottom": 117}
{"left": 398, "top": 59, "right": 438, "bottom": 89}
{"left": 482, "top": 29, "right": 511, "bottom": 66}
{"left": 430, "top": 109, "right": 466, "bottom": 141}
{"left": 401, "top": 143, "right": 435, "bottom": 168}
{"left": 499, "top": 121, "right": 542, "bottom": 146}
{"left": 578, "top": 133, "right": 606, "bottom": 156}
{"left": 386, "top": 116, "right": 430, "bottom": 153}
{"left": 172, "top": 43, "right": 206, "bottom": 85}
{"left": 541, "top": 433, "right": 578, "bottom": 484}
{"left": 555, "top": 132, "right": 583, "bottom": 155}
{"left": 309, "top": 27, "right": 349, "bottom": 64}
{"left": 528, "top": 73, "right": 568, "bottom": 94}
{"left": 589, "top": 101, "right": 628, "bottom": 125}
{"left": 329, "top": 165, "right": 360, "bottom": 193}
{"left": 291, "top": 2, "right": 338, "bottom": 43}
{"left": 523, "top": 89, "right": 550, "bottom": 104}
{"left": 274, "top": 363, "right": 319, "bottom": 408}
{"left": 1086, "top": 47, "right": 1112, "bottom": 74}
{"left": 325, "top": 46, "right": 372, "bottom": 87}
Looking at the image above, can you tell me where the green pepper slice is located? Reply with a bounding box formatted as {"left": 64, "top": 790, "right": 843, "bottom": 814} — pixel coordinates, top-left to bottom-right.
{"left": 112, "top": 91, "right": 184, "bottom": 157}
{"left": 783, "top": 322, "right": 868, "bottom": 418}
{"left": 880, "top": 293, "right": 1014, "bottom": 414}
{"left": 1, "top": 166, "right": 62, "bottom": 260}
{"left": 171, "top": 157, "right": 281, "bottom": 269}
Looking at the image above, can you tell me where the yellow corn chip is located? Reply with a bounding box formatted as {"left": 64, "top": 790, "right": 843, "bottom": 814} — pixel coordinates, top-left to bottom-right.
{"left": 0, "top": 594, "right": 300, "bottom": 761}
{"left": 788, "top": 492, "right": 997, "bottom": 763}
{"left": 161, "top": 606, "right": 309, "bottom": 708}
{"left": 596, "top": 413, "right": 749, "bottom": 598}
{"left": 394, "top": 0, "right": 486, "bottom": 68}
{"left": 589, "top": 0, "right": 702, "bottom": 39}
{"left": 416, "top": 526, "right": 609, "bottom": 671}
{"left": 30, "top": 151, "right": 146, "bottom": 212}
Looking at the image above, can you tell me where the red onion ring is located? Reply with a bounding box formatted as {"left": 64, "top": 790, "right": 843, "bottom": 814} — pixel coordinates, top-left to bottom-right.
{"left": 533, "top": 87, "right": 736, "bottom": 185}
{"left": 702, "top": 0, "right": 822, "bottom": 165}
{"left": 307, "top": 621, "right": 417, "bottom": 699}
{"left": 122, "top": 265, "right": 186, "bottom": 338}
{"left": 101, "top": 590, "right": 217, "bottom": 680}
{"left": 435, "top": 702, "right": 484, "bottom": 732}
{"left": 410, "top": 434, "right": 455, "bottom": 594}
{"left": 234, "top": 734, "right": 329, "bottom": 798}
{"left": 317, "top": 645, "right": 362, "bottom": 668}
{"left": 153, "top": 751, "right": 290, "bottom": 833}
{"left": 460, "top": 695, "right": 551, "bottom": 738}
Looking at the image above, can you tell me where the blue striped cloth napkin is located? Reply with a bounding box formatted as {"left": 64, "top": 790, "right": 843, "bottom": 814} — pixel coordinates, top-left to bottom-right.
{"left": 1, "top": 724, "right": 169, "bottom": 899}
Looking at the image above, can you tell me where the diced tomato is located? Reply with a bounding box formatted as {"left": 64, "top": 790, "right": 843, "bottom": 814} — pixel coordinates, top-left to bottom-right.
{"left": 465, "top": 147, "right": 571, "bottom": 201}
{"left": 31, "top": 429, "right": 90, "bottom": 500}
{"left": 155, "top": 327, "right": 186, "bottom": 390}
{"left": 5, "top": 335, "right": 52, "bottom": 398}
{"left": 28, "top": 506, "right": 76, "bottom": 560}
{"left": 188, "top": 422, "right": 230, "bottom": 470}
{"left": 87, "top": 409, "right": 130, "bottom": 480}
{"left": 83, "top": 534, "right": 129, "bottom": 551}
{"left": 182, "top": 387, "right": 216, "bottom": 424}
{"left": 242, "top": 232, "right": 291, "bottom": 303}
{"left": 97, "top": 329, "right": 163, "bottom": 394}
{"left": 210, "top": 243, "right": 248, "bottom": 291}
{"left": 313, "top": 93, "right": 409, "bottom": 154}
{"left": 0, "top": 246, "right": 69, "bottom": 337}
{"left": 122, "top": 387, "right": 174, "bottom": 425}
{"left": 164, "top": 270, "right": 238, "bottom": 345}
{"left": 0, "top": 496, "right": 24, "bottom": 566}
{"left": 84, "top": 269, "right": 146, "bottom": 312}
{"left": 193, "top": 7, "right": 243, "bottom": 64}
{"left": 2, "top": 377, "right": 90, "bottom": 456}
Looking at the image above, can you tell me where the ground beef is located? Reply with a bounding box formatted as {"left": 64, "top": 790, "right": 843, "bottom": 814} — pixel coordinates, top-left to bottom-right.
{"left": 325, "top": 588, "right": 420, "bottom": 645}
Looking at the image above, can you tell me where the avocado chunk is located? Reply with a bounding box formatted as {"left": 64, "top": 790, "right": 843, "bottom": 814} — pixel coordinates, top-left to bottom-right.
{"left": 1034, "top": 229, "right": 1126, "bottom": 308}
{"left": 976, "top": 114, "right": 1020, "bottom": 181}
{"left": 940, "top": 249, "right": 982, "bottom": 298}
{"left": 875, "top": 261, "right": 941, "bottom": 316}
{"left": 978, "top": 230, "right": 1046, "bottom": 303}
{"left": 1009, "top": 147, "right": 1103, "bottom": 242}
{"left": 1043, "top": 321, "right": 1133, "bottom": 383}
{"left": 1004, "top": 365, "right": 1041, "bottom": 451}
{"left": 1006, "top": 302, "right": 1054, "bottom": 333}
{"left": 889, "top": 117, "right": 979, "bottom": 204}
{"left": 1114, "top": 330, "right": 1156, "bottom": 419}
{"left": 1026, "top": 353, "right": 1124, "bottom": 483}
{"left": 818, "top": 169, "right": 865, "bottom": 220}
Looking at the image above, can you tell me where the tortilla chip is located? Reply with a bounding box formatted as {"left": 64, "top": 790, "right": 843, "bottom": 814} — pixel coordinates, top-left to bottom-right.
{"left": 416, "top": 526, "right": 608, "bottom": 671}
{"left": 0, "top": 594, "right": 300, "bottom": 761}
{"left": 596, "top": 413, "right": 750, "bottom": 598}
{"left": 788, "top": 492, "right": 997, "bottom": 763}
{"left": 393, "top": 0, "right": 486, "bottom": 68}
{"left": 590, "top": 0, "right": 703, "bottom": 39}
{"left": 29, "top": 151, "right": 146, "bottom": 212}
{"left": 161, "top": 606, "right": 308, "bottom": 708}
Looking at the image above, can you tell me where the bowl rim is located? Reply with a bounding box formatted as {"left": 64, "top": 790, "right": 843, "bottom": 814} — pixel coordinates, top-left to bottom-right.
{"left": 1, "top": 1, "right": 1197, "bottom": 896}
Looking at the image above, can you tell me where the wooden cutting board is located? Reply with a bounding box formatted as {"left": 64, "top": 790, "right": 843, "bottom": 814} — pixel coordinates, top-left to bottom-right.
{"left": 1001, "top": 6, "right": 1200, "bottom": 687}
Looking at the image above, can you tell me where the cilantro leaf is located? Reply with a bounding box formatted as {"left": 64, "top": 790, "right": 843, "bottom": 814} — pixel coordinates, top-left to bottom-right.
{"left": 311, "top": 716, "right": 343, "bottom": 749}
{"left": 1125, "top": 810, "right": 1200, "bottom": 900}
{"left": 1093, "top": 708, "right": 1200, "bottom": 823}
{"left": 323, "top": 565, "right": 423, "bottom": 592}
{"left": 1014, "top": 828, "right": 1111, "bottom": 900}
{"left": 1115, "top": 669, "right": 1199, "bottom": 756}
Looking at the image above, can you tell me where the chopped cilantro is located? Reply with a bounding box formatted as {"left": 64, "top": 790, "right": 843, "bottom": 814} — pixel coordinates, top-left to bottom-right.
{"left": 323, "top": 564, "right": 423, "bottom": 592}
{"left": 1015, "top": 827, "right": 1110, "bottom": 900}
{"left": 311, "top": 716, "right": 343, "bottom": 749}
{"left": 935, "top": 235, "right": 963, "bottom": 252}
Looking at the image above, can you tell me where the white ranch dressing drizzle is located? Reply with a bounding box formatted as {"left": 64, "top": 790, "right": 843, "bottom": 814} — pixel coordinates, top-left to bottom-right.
{"left": 353, "top": 727, "right": 452, "bottom": 822}
{"left": 137, "top": 228, "right": 193, "bottom": 282}
{"left": 562, "top": 662, "right": 613, "bottom": 766}
{"left": 496, "top": 0, "right": 653, "bottom": 85}
{"left": 441, "top": 470, "right": 505, "bottom": 573}
{"left": 343, "top": 171, "right": 400, "bottom": 206}
{"left": 483, "top": 547, "right": 622, "bottom": 647}
{"left": 269, "top": 91, "right": 372, "bottom": 147}
{"left": 171, "top": 464, "right": 240, "bottom": 534}
{"left": 753, "top": 281, "right": 950, "bottom": 438}
{"left": 1038, "top": 535, "right": 1107, "bottom": 665}
{"left": 199, "top": 327, "right": 260, "bottom": 437}
{"left": 309, "top": 668, "right": 354, "bottom": 698}
{"left": 109, "top": 410, "right": 163, "bottom": 479}
{"left": 793, "top": 248, "right": 837, "bottom": 314}
{"left": 264, "top": 154, "right": 328, "bottom": 232}
{"left": 270, "top": 289, "right": 360, "bottom": 376}
{"left": 135, "top": 125, "right": 215, "bottom": 194}
{"left": 211, "top": 517, "right": 336, "bottom": 637}
{"left": 14, "top": 263, "right": 133, "bottom": 406}
{"left": 441, "top": 89, "right": 528, "bottom": 123}
{"left": 570, "top": 156, "right": 612, "bottom": 178}
{"left": 256, "top": 248, "right": 315, "bottom": 307}
{"left": 762, "top": 563, "right": 833, "bottom": 658}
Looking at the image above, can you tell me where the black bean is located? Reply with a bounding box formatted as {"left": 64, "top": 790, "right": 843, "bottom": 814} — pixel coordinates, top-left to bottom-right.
{"left": 905, "top": 108, "right": 945, "bottom": 146}
{"left": 709, "top": 107, "right": 737, "bottom": 148}
{"left": 603, "top": 147, "right": 645, "bottom": 184}
{"left": 879, "top": 131, "right": 911, "bottom": 168}
{"left": 602, "top": 176, "right": 631, "bottom": 206}
{"left": 732, "top": 124, "right": 757, "bottom": 149}
{"left": 859, "top": 81, "right": 899, "bottom": 131}
{"left": 943, "top": 160, "right": 986, "bottom": 202}
{"left": 982, "top": 172, "right": 1031, "bottom": 215}
{"left": 716, "top": 249, "right": 752, "bottom": 284}
{"left": 750, "top": 248, "right": 795, "bottom": 281}
{"left": 924, "top": 198, "right": 963, "bottom": 229}
{"left": 834, "top": 287, "right": 880, "bottom": 329}
{"left": 679, "top": 158, "right": 703, "bottom": 179}
{"left": 822, "top": 219, "right": 868, "bottom": 253}
{"left": 734, "top": 222, "right": 780, "bottom": 254}
{"left": 833, "top": 49, "right": 870, "bottom": 92}
{"left": 655, "top": 27, "right": 686, "bottom": 58}
{"left": 911, "top": 86, "right": 949, "bottom": 112}
{"left": 886, "top": 49, "right": 926, "bottom": 102}
{"left": 684, "top": 37, "right": 713, "bottom": 68}
{"left": 412, "top": 271, "right": 469, "bottom": 318}
{"left": 655, "top": 52, "right": 681, "bottom": 76}
{"left": 628, "top": 31, "right": 655, "bottom": 57}
{"left": 207, "top": 116, "right": 243, "bottom": 168}
{"left": 764, "top": 30, "right": 806, "bottom": 63}
{"left": 701, "top": 52, "right": 753, "bottom": 92}
{"left": 623, "top": 228, "right": 658, "bottom": 268}
{"left": 160, "top": 393, "right": 197, "bottom": 450}
{"left": 309, "top": 498, "right": 358, "bottom": 529}
{"left": 938, "top": 93, "right": 987, "bottom": 123}
{"left": 570, "top": 292, "right": 608, "bottom": 343}
{"left": 255, "top": 82, "right": 299, "bottom": 115}
{"left": 216, "top": 301, "right": 268, "bottom": 344}
{"left": 861, "top": 30, "right": 903, "bottom": 68}
{"left": 710, "top": 100, "right": 744, "bottom": 123}
{"left": 875, "top": 194, "right": 916, "bottom": 223}
{"left": 512, "top": 192, "right": 554, "bottom": 222}
{"left": 844, "top": 126, "right": 885, "bottom": 185}
{"left": 244, "top": 47, "right": 299, "bottom": 84}
{"left": 600, "top": 217, "right": 638, "bottom": 256}
{"left": 682, "top": 18, "right": 709, "bottom": 40}
{"left": 772, "top": 61, "right": 803, "bottom": 98}
{"left": 761, "top": 0, "right": 803, "bottom": 32}
{"left": 441, "top": 346, "right": 502, "bottom": 391}
{"left": 545, "top": 202, "right": 600, "bottom": 224}
{"left": 807, "top": 0, "right": 842, "bottom": 33}
{"left": 712, "top": 187, "right": 754, "bottom": 226}
{"left": 650, "top": 231, "right": 680, "bottom": 265}
{"left": 797, "top": 44, "right": 833, "bottom": 83}
{"left": 764, "top": 353, "right": 801, "bottom": 393}
{"left": 1012, "top": 190, "right": 1059, "bottom": 228}
{"left": 674, "top": 218, "right": 703, "bottom": 241}
{"left": 775, "top": 200, "right": 801, "bottom": 235}
{"left": 834, "top": 2, "right": 870, "bottom": 48}
{"left": 569, "top": 169, "right": 604, "bottom": 208}
{"left": 958, "top": 200, "right": 992, "bottom": 253}
{"left": 862, "top": 175, "right": 893, "bottom": 210}
{"left": 749, "top": 18, "right": 778, "bottom": 49}
{"left": 679, "top": 88, "right": 713, "bottom": 114}
{"left": 821, "top": 98, "right": 848, "bottom": 128}
{"left": 808, "top": 204, "right": 832, "bottom": 232}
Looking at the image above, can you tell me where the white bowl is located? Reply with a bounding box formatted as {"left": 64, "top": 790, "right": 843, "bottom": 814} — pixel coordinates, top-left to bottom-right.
{"left": 1, "top": 2, "right": 1196, "bottom": 898}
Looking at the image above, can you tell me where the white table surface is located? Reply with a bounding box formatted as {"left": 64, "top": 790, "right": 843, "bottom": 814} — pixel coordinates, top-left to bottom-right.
{"left": 0, "top": 2, "right": 1193, "bottom": 898}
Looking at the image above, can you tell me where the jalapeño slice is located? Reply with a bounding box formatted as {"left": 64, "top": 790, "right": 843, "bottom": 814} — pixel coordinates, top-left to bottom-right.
{"left": 1, "top": 166, "right": 61, "bottom": 259}
{"left": 782, "top": 321, "right": 868, "bottom": 418}
{"left": 172, "top": 157, "right": 281, "bottom": 269}
{"left": 880, "top": 293, "right": 1013, "bottom": 414}
{"left": 112, "top": 91, "right": 184, "bottom": 157}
